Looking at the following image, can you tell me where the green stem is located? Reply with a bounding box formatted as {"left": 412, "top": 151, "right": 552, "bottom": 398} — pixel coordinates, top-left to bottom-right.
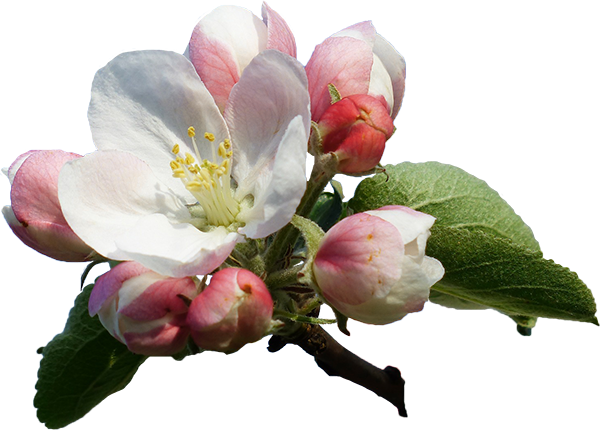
{"left": 273, "top": 309, "right": 336, "bottom": 325}
{"left": 266, "top": 265, "right": 304, "bottom": 289}
{"left": 264, "top": 154, "right": 337, "bottom": 271}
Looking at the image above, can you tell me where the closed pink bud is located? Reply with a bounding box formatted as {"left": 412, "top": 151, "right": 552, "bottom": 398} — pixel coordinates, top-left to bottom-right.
{"left": 187, "top": 267, "right": 273, "bottom": 353}
{"left": 2, "top": 150, "right": 94, "bottom": 261}
{"left": 313, "top": 206, "right": 445, "bottom": 325}
{"left": 306, "top": 21, "right": 406, "bottom": 122}
{"left": 318, "top": 94, "right": 394, "bottom": 173}
{"left": 89, "top": 261, "right": 199, "bottom": 356}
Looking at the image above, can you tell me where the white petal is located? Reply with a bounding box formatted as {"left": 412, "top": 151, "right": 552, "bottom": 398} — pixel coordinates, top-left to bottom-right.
{"left": 195, "top": 6, "right": 267, "bottom": 74}
{"left": 373, "top": 34, "right": 407, "bottom": 119}
{"left": 366, "top": 206, "right": 436, "bottom": 245}
{"left": 58, "top": 150, "right": 190, "bottom": 260}
{"left": 368, "top": 54, "right": 395, "bottom": 114}
{"left": 238, "top": 115, "right": 307, "bottom": 238}
{"left": 115, "top": 213, "right": 242, "bottom": 277}
{"left": 88, "top": 50, "right": 230, "bottom": 203}
{"left": 225, "top": 50, "right": 310, "bottom": 197}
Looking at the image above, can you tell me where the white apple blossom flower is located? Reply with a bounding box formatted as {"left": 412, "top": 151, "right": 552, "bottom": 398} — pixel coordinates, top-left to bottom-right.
{"left": 58, "top": 49, "right": 310, "bottom": 277}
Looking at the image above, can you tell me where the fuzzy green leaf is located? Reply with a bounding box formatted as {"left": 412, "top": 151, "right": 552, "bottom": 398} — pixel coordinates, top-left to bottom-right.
{"left": 35, "top": 285, "right": 147, "bottom": 428}
{"left": 428, "top": 227, "right": 597, "bottom": 324}
{"left": 349, "top": 162, "right": 540, "bottom": 251}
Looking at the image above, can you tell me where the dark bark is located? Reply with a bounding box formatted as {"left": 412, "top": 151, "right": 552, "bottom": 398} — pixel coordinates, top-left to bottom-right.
{"left": 268, "top": 324, "right": 407, "bottom": 417}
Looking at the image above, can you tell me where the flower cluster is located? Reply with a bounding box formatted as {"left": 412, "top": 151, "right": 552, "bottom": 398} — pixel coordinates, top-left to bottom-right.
{"left": 2, "top": 3, "right": 442, "bottom": 356}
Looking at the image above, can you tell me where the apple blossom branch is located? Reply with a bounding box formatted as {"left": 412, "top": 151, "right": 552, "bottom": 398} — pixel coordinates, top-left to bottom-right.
{"left": 268, "top": 324, "right": 408, "bottom": 417}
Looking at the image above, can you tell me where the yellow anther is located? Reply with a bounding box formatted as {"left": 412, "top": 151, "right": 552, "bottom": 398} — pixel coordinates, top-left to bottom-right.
{"left": 188, "top": 165, "right": 199, "bottom": 174}
{"left": 185, "top": 153, "right": 195, "bottom": 165}
{"left": 218, "top": 143, "right": 227, "bottom": 158}
{"left": 188, "top": 126, "right": 196, "bottom": 138}
{"left": 176, "top": 156, "right": 185, "bottom": 164}
{"left": 170, "top": 160, "right": 181, "bottom": 170}
{"left": 172, "top": 169, "right": 186, "bottom": 178}
{"left": 205, "top": 132, "right": 215, "bottom": 142}
{"left": 223, "top": 139, "right": 231, "bottom": 149}
{"left": 172, "top": 144, "right": 180, "bottom": 155}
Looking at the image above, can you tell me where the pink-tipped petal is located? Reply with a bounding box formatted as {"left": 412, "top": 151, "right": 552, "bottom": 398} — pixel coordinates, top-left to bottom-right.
{"left": 89, "top": 261, "right": 151, "bottom": 316}
{"left": 189, "top": 6, "right": 268, "bottom": 111}
{"left": 119, "top": 276, "right": 197, "bottom": 320}
{"left": 6, "top": 150, "right": 93, "bottom": 261}
{"left": 262, "top": 3, "right": 296, "bottom": 57}
{"left": 314, "top": 213, "right": 403, "bottom": 306}
{"left": 332, "top": 21, "right": 377, "bottom": 44}
{"left": 306, "top": 36, "right": 373, "bottom": 121}
{"left": 122, "top": 317, "right": 190, "bottom": 356}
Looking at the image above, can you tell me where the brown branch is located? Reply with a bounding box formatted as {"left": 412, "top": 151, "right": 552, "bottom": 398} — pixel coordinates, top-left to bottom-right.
{"left": 268, "top": 324, "right": 407, "bottom": 417}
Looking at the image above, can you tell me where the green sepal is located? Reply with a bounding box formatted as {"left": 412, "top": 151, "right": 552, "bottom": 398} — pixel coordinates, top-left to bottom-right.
{"left": 328, "top": 83, "right": 342, "bottom": 104}
{"left": 34, "top": 285, "right": 147, "bottom": 428}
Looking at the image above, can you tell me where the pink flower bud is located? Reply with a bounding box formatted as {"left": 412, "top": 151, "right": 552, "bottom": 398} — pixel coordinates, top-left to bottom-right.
{"left": 188, "top": 3, "right": 296, "bottom": 111}
{"left": 2, "top": 150, "right": 93, "bottom": 262}
{"left": 187, "top": 267, "right": 273, "bottom": 353}
{"left": 312, "top": 206, "right": 445, "bottom": 325}
{"left": 306, "top": 21, "right": 406, "bottom": 122}
{"left": 318, "top": 94, "right": 394, "bottom": 173}
{"left": 89, "top": 261, "right": 199, "bottom": 356}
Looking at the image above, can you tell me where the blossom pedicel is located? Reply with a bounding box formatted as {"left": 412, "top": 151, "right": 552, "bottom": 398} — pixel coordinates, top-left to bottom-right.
{"left": 89, "top": 261, "right": 199, "bottom": 356}
{"left": 312, "top": 206, "right": 445, "bottom": 325}
{"left": 187, "top": 267, "right": 274, "bottom": 353}
{"left": 2, "top": 150, "right": 93, "bottom": 262}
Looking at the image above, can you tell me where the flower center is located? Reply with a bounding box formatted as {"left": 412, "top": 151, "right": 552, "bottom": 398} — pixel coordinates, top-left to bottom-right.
{"left": 170, "top": 127, "right": 240, "bottom": 227}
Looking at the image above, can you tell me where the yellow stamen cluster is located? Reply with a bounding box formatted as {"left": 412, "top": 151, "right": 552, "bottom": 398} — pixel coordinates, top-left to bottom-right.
{"left": 170, "top": 127, "right": 239, "bottom": 226}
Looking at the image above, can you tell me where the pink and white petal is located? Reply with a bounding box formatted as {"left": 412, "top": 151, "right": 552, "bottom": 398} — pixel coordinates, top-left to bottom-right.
{"left": 238, "top": 115, "right": 307, "bottom": 239}
{"left": 306, "top": 36, "right": 373, "bottom": 121}
{"left": 332, "top": 21, "right": 377, "bottom": 45}
{"left": 114, "top": 213, "right": 242, "bottom": 277}
{"left": 262, "top": 3, "right": 296, "bottom": 57}
{"left": 189, "top": 5, "right": 268, "bottom": 111}
{"left": 119, "top": 275, "right": 197, "bottom": 321}
{"left": 58, "top": 150, "right": 190, "bottom": 261}
{"left": 225, "top": 49, "right": 310, "bottom": 195}
{"left": 88, "top": 50, "right": 229, "bottom": 203}
{"left": 11, "top": 150, "right": 80, "bottom": 225}
{"left": 89, "top": 261, "right": 152, "bottom": 316}
{"left": 373, "top": 34, "right": 406, "bottom": 119}
{"left": 366, "top": 206, "right": 436, "bottom": 245}
{"left": 3, "top": 150, "right": 39, "bottom": 184}
{"left": 121, "top": 316, "right": 190, "bottom": 356}
{"left": 2, "top": 205, "right": 90, "bottom": 262}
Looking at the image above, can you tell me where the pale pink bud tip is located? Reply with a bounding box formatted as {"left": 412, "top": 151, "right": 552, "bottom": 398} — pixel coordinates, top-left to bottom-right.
{"left": 318, "top": 94, "right": 394, "bottom": 173}
{"left": 3, "top": 150, "right": 93, "bottom": 261}
{"left": 187, "top": 267, "right": 273, "bottom": 353}
{"left": 313, "top": 206, "right": 445, "bottom": 325}
{"left": 90, "top": 261, "right": 199, "bottom": 356}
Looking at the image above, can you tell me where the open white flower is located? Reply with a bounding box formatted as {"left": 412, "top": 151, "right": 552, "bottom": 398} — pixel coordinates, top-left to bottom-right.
{"left": 58, "top": 49, "right": 310, "bottom": 277}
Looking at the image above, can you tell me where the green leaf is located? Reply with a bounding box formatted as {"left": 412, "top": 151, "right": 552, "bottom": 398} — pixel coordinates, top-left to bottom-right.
{"left": 309, "top": 181, "right": 343, "bottom": 232}
{"left": 349, "top": 162, "right": 540, "bottom": 251}
{"left": 35, "top": 285, "right": 147, "bottom": 429}
{"left": 428, "top": 227, "right": 597, "bottom": 324}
